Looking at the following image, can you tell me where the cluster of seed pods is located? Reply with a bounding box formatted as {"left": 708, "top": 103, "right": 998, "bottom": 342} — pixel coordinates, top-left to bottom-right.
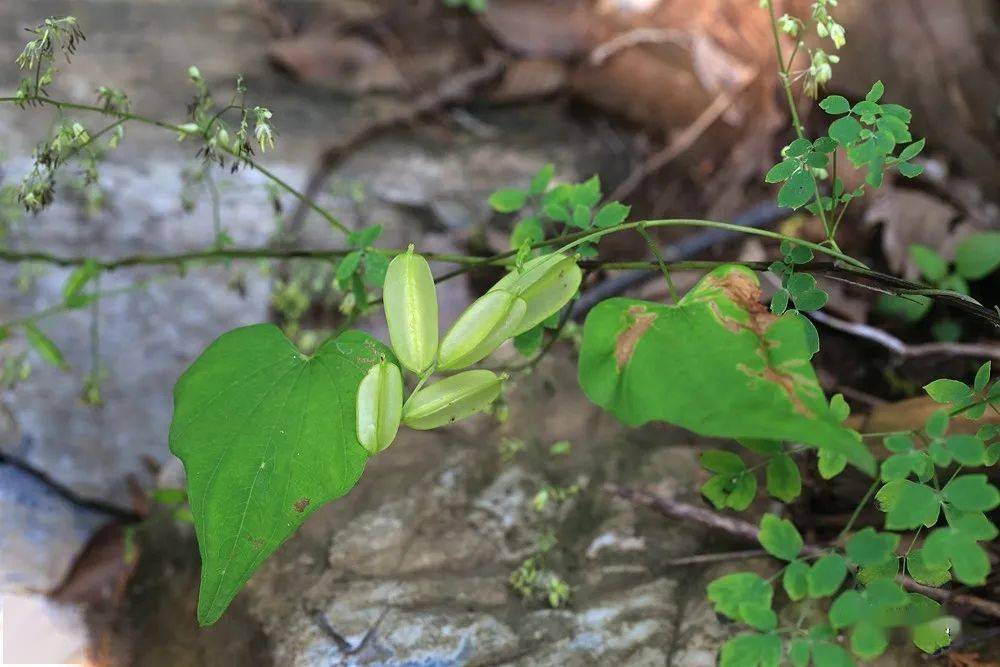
{"left": 355, "top": 246, "right": 582, "bottom": 454}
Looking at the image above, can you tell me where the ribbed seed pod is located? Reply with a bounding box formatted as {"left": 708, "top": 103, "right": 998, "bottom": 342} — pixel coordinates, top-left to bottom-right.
{"left": 491, "top": 253, "right": 582, "bottom": 335}
{"left": 356, "top": 360, "right": 403, "bottom": 454}
{"left": 437, "top": 290, "right": 527, "bottom": 370}
{"left": 382, "top": 245, "right": 438, "bottom": 374}
{"left": 402, "top": 369, "right": 505, "bottom": 430}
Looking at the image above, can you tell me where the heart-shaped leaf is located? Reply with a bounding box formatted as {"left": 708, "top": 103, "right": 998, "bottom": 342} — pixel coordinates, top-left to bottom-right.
{"left": 169, "top": 324, "right": 392, "bottom": 625}
{"left": 578, "top": 265, "right": 874, "bottom": 474}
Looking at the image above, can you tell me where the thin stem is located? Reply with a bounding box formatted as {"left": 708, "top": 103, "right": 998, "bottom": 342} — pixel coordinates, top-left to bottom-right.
{"left": 204, "top": 168, "right": 223, "bottom": 247}
{"left": 764, "top": 0, "right": 804, "bottom": 139}
{"left": 0, "top": 94, "right": 350, "bottom": 235}
{"left": 762, "top": 2, "right": 839, "bottom": 249}
{"left": 637, "top": 223, "right": 678, "bottom": 303}
{"left": 835, "top": 479, "right": 879, "bottom": 543}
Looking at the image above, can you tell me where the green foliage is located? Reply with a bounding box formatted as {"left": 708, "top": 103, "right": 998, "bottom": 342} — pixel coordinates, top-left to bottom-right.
{"left": 579, "top": 265, "right": 874, "bottom": 475}
{"left": 758, "top": 514, "right": 803, "bottom": 561}
{"left": 954, "top": 231, "right": 1000, "bottom": 280}
{"left": 169, "top": 325, "right": 393, "bottom": 624}
{"left": 489, "top": 166, "right": 630, "bottom": 259}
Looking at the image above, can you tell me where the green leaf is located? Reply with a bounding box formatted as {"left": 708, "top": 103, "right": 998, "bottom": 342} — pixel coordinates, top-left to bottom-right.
{"left": 765, "top": 453, "right": 801, "bottom": 502}
{"left": 529, "top": 163, "right": 554, "bottom": 195}
{"left": 954, "top": 231, "right": 1000, "bottom": 280}
{"left": 336, "top": 250, "right": 363, "bottom": 286}
{"left": 818, "top": 449, "right": 847, "bottom": 480}
{"left": 62, "top": 259, "right": 100, "bottom": 303}
{"left": 850, "top": 622, "right": 889, "bottom": 659}
{"left": 876, "top": 115, "right": 911, "bottom": 143}
{"left": 785, "top": 138, "right": 813, "bottom": 157}
{"left": 829, "top": 116, "right": 862, "bottom": 145}
{"left": 906, "top": 549, "right": 951, "bottom": 586}
{"left": 923, "top": 528, "right": 990, "bottom": 585}
{"left": 924, "top": 410, "right": 949, "bottom": 439}
{"left": 571, "top": 204, "right": 591, "bottom": 229}
{"left": 846, "top": 528, "right": 899, "bottom": 567}
{"left": 943, "top": 435, "right": 986, "bottom": 466}
{"left": 974, "top": 361, "right": 991, "bottom": 393}
{"left": 792, "top": 288, "right": 828, "bottom": 312}
{"left": 169, "top": 325, "right": 392, "bottom": 625}
{"left": 770, "top": 289, "right": 789, "bottom": 315}
{"left": 592, "top": 201, "right": 630, "bottom": 229}
{"left": 785, "top": 272, "right": 816, "bottom": 297}
{"left": 707, "top": 572, "right": 772, "bottom": 621}
{"left": 912, "top": 616, "right": 957, "bottom": 654}
{"left": 829, "top": 590, "right": 863, "bottom": 628}
{"left": 788, "top": 639, "right": 810, "bottom": 667}
{"left": 489, "top": 188, "right": 528, "bottom": 213}
{"left": 898, "top": 138, "right": 925, "bottom": 162}
{"left": 777, "top": 170, "right": 817, "bottom": 209}
{"left": 513, "top": 324, "right": 544, "bottom": 356}
{"left": 896, "top": 161, "right": 923, "bottom": 178}
{"left": 764, "top": 158, "right": 798, "bottom": 183}
{"left": 783, "top": 559, "right": 809, "bottom": 601}
{"left": 865, "top": 80, "right": 885, "bottom": 103}
{"left": 942, "top": 474, "right": 1000, "bottom": 512}
{"left": 571, "top": 175, "right": 602, "bottom": 208}
{"left": 702, "top": 471, "right": 757, "bottom": 511}
{"left": 740, "top": 603, "right": 778, "bottom": 631}
{"left": 924, "top": 378, "right": 973, "bottom": 404}
{"left": 853, "top": 100, "right": 881, "bottom": 122}
{"left": 875, "top": 293, "right": 931, "bottom": 322}
{"left": 819, "top": 95, "right": 851, "bottom": 115}
{"left": 758, "top": 514, "right": 803, "bottom": 561}
{"left": 701, "top": 450, "right": 746, "bottom": 474}
{"left": 808, "top": 554, "right": 847, "bottom": 598}
{"left": 362, "top": 252, "right": 389, "bottom": 287}
{"left": 908, "top": 244, "right": 948, "bottom": 283}
{"left": 348, "top": 224, "right": 382, "bottom": 248}
{"left": 829, "top": 393, "right": 850, "bottom": 422}
{"left": 812, "top": 642, "right": 854, "bottom": 667}
{"left": 857, "top": 556, "right": 899, "bottom": 585}
{"left": 510, "top": 216, "right": 544, "bottom": 249}
{"left": 719, "top": 632, "right": 781, "bottom": 667}
{"left": 23, "top": 321, "right": 68, "bottom": 369}
{"left": 946, "top": 508, "right": 998, "bottom": 541}
{"left": 578, "top": 266, "right": 875, "bottom": 475}
{"left": 876, "top": 480, "right": 940, "bottom": 529}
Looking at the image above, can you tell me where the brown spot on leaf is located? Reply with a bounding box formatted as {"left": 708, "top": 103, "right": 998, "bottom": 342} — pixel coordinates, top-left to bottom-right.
{"left": 248, "top": 535, "right": 265, "bottom": 550}
{"left": 738, "top": 363, "right": 814, "bottom": 418}
{"left": 293, "top": 497, "right": 311, "bottom": 513}
{"left": 615, "top": 306, "right": 656, "bottom": 371}
{"left": 707, "top": 271, "right": 776, "bottom": 333}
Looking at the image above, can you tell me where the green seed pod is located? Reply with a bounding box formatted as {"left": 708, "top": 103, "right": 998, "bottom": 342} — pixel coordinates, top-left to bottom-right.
{"left": 491, "top": 253, "right": 582, "bottom": 335}
{"left": 383, "top": 245, "right": 439, "bottom": 374}
{"left": 402, "top": 369, "right": 505, "bottom": 430}
{"left": 437, "top": 290, "right": 526, "bottom": 371}
{"left": 356, "top": 360, "right": 403, "bottom": 454}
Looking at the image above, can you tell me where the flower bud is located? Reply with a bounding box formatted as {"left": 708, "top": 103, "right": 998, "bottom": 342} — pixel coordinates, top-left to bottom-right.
{"left": 356, "top": 360, "right": 403, "bottom": 454}
{"left": 491, "top": 253, "right": 582, "bottom": 335}
{"left": 402, "top": 369, "right": 505, "bottom": 430}
{"left": 383, "top": 246, "right": 439, "bottom": 374}
{"left": 437, "top": 290, "right": 526, "bottom": 370}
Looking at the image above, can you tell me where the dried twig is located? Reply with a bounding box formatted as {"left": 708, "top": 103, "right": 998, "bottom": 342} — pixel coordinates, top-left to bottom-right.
{"left": 809, "top": 310, "right": 1000, "bottom": 361}
{"left": 589, "top": 28, "right": 689, "bottom": 66}
{"left": 283, "top": 55, "right": 506, "bottom": 240}
{"left": 604, "top": 483, "right": 1000, "bottom": 621}
{"left": 608, "top": 71, "right": 757, "bottom": 204}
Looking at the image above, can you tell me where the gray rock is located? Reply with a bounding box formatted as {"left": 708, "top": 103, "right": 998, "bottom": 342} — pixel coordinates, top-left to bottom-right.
{"left": 0, "top": 464, "right": 108, "bottom": 593}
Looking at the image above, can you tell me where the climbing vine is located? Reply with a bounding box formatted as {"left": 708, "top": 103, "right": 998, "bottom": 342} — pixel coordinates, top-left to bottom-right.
{"left": 1, "top": 4, "right": 998, "bottom": 663}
